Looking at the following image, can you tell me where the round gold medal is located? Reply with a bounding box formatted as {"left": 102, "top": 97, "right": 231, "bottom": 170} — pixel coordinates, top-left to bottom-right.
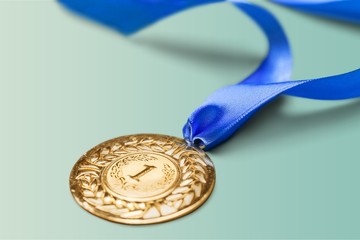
{"left": 69, "top": 134, "right": 215, "bottom": 224}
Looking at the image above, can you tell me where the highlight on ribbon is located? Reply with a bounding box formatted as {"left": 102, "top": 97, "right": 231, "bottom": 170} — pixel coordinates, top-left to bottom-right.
{"left": 58, "top": 0, "right": 360, "bottom": 150}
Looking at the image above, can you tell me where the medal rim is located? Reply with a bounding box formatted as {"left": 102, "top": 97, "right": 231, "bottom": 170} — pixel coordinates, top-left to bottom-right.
{"left": 69, "top": 133, "right": 216, "bottom": 225}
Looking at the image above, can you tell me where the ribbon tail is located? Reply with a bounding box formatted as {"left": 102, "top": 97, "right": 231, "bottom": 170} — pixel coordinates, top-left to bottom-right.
{"left": 285, "top": 68, "right": 360, "bottom": 100}
{"left": 271, "top": 0, "right": 360, "bottom": 24}
{"left": 58, "top": 0, "right": 222, "bottom": 35}
{"left": 184, "top": 68, "right": 360, "bottom": 150}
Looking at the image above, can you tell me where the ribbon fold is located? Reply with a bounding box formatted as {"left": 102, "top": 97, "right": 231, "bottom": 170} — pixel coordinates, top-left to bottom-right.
{"left": 58, "top": 0, "right": 360, "bottom": 150}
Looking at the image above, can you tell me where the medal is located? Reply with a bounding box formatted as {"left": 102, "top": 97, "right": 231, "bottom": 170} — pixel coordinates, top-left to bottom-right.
{"left": 62, "top": 0, "right": 360, "bottom": 225}
{"left": 70, "top": 134, "right": 215, "bottom": 224}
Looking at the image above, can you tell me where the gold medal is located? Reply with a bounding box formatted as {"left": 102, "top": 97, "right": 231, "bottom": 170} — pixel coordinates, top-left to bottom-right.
{"left": 69, "top": 134, "right": 215, "bottom": 224}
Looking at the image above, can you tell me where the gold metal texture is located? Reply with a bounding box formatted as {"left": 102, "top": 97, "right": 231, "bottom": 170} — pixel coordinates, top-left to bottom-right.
{"left": 70, "top": 134, "right": 215, "bottom": 224}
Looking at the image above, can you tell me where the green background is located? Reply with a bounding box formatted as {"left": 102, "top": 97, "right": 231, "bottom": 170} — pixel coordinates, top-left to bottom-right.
{"left": 1, "top": 0, "right": 360, "bottom": 239}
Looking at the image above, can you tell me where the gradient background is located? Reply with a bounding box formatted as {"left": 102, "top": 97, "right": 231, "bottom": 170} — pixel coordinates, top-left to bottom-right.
{"left": 1, "top": 0, "right": 360, "bottom": 239}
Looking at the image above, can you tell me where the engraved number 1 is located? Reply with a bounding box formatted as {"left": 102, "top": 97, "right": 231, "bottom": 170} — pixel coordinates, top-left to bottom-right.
{"left": 129, "top": 164, "right": 156, "bottom": 182}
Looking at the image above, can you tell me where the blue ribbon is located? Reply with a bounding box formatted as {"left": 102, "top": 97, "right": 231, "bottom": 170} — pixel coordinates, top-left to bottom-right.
{"left": 59, "top": 0, "right": 222, "bottom": 35}
{"left": 58, "top": 0, "right": 360, "bottom": 150}
{"left": 271, "top": 0, "right": 360, "bottom": 24}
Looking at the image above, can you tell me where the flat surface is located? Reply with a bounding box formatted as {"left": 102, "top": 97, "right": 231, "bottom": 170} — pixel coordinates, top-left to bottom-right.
{"left": 1, "top": 0, "right": 360, "bottom": 239}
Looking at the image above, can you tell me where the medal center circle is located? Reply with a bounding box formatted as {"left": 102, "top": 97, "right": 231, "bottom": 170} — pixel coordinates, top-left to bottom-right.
{"left": 102, "top": 152, "right": 180, "bottom": 201}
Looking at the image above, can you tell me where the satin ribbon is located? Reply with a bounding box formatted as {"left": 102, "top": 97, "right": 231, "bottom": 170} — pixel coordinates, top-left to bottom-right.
{"left": 271, "top": 0, "right": 360, "bottom": 24}
{"left": 58, "top": 0, "right": 360, "bottom": 34}
{"left": 58, "top": 0, "right": 360, "bottom": 150}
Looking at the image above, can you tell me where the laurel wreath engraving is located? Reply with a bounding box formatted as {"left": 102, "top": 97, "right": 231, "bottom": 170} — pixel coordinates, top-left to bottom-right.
{"left": 72, "top": 135, "right": 212, "bottom": 221}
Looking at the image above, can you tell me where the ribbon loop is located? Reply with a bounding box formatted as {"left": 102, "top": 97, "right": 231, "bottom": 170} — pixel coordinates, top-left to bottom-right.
{"left": 58, "top": 0, "right": 360, "bottom": 150}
